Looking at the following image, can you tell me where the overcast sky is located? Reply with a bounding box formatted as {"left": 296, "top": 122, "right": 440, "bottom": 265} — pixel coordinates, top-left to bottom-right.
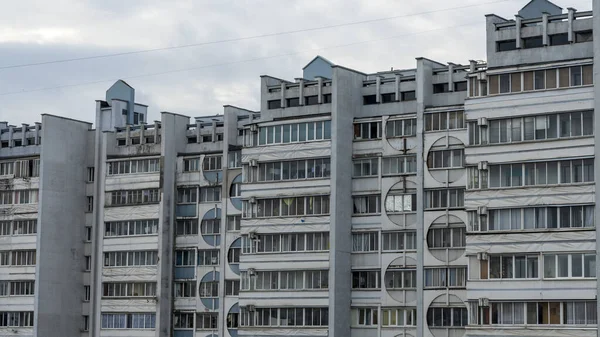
{"left": 0, "top": 0, "right": 592, "bottom": 124}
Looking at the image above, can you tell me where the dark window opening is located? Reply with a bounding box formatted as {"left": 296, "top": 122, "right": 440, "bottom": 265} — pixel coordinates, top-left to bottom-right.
{"left": 381, "top": 93, "right": 396, "bottom": 103}
{"left": 523, "top": 36, "right": 543, "bottom": 49}
{"left": 131, "top": 137, "right": 140, "bottom": 145}
{"left": 433, "top": 83, "right": 449, "bottom": 94}
{"left": 133, "top": 112, "right": 140, "bottom": 125}
{"left": 202, "top": 135, "right": 213, "bottom": 142}
{"left": 188, "top": 136, "right": 197, "bottom": 144}
{"left": 117, "top": 139, "right": 126, "bottom": 146}
{"left": 363, "top": 95, "right": 377, "bottom": 105}
{"left": 550, "top": 33, "right": 569, "bottom": 46}
{"left": 401, "top": 91, "right": 416, "bottom": 101}
{"left": 13, "top": 139, "right": 22, "bottom": 147}
{"left": 497, "top": 40, "right": 517, "bottom": 52}
{"left": 323, "top": 94, "right": 332, "bottom": 103}
{"left": 454, "top": 81, "right": 467, "bottom": 92}
{"left": 26, "top": 138, "right": 36, "bottom": 145}
{"left": 1, "top": 141, "right": 8, "bottom": 148}
{"left": 305, "top": 95, "right": 319, "bottom": 105}
{"left": 576, "top": 31, "right": 593, "bottom": 43}
{"left": 286, "top": 97, "right": 300, "bottom": 107}
{"left": 267, "top": 100, "right": 281, "bottom": 109}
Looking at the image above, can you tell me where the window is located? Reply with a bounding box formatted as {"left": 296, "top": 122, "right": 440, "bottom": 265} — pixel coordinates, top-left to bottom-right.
{"left": 10, "top": 281, "right": 35, "bottom": 296}
{"left": 105, "top": 219, "right": 159, "bottom": 237}
{"left": 103, "top": 251, "right": 158, "bottom": 267}
{"left": 353, "top": 195, "right": 381, "bottom": 214}
{"left": 14, "top": 190, "right": 38, "bottom": 204}
{"left": 352, "top": 232, "right": 379, "bottom": 252}
{"left": 475, "top": 205, "right": 595, "bottom": 232}
{"left": 199, "top": 186, "right": 221, "bottom": 202}
{"left": 323, "top": 94, "right": 332, "bottom": 103}
{"left": 427, "top": 149, "right": 463, "bottom": 168}
{"left": 101, "top": 313, "right": 156, "bottom": 329}
{"left": 386, "top": 118, "right": 416, "bottom": 137}
{"left": 85, "top": 256, "right": 91, "bottom": 271}
{"left": 173, "top": 312, "right": 194, "bottom": 329}
{"left": 382, "top": 231, "right": 416, "bottom": 251}
{"left": 87, "top": 167, "right": 95, "bottom": 182}
{"left": 225, "top": 280, "right": 240, "bottom": 296}
{"left": 203, "top": 156, "right": 222, "bottom": 171}
{"left": 427, "top": 227, "right": 465, "bottom": 248}
{"left": 576, "top": 31, "right": 593, "bottom": 43}
{"left": 174, "top": 281, "right": 196, "bottom": 298}
{"left": 107, "top": 158, "right": 159, "bottom": 175}
{"left": 425, "top": 189, "right": 464, "bottom": 209}
{"left": 353, "top": 158, "right": 378, "bottom": 177}
{"left": 0, "top": 191, "right": 12, "bottom": 205}
{"left": 286, "top": 97, "right": 300, "bottom": 107}
{"left": 0, "top": 162, "right": 14, "bottom": 175}
{"left": 363, "top": 95, "right": 377, "bottom": 105}
{"left": 175, "top": 250, "right": 196, "bottom": 266}
{"left": 257, "top": 121, "right": 331, "bottom": 145}
{"left": 183, "top": 158, "right": 201, "bottom": 172}
{"left": 11, "top": 250, "right": 36, "bottom": 266}
{"left": 401, "top": 91, "right": 416, "bottom": 101}
{"left": 85, "top": 226, "right": 92, "bottom": 241}
{"left": 175, "top": 219, "right": 197, "bottom": 236}
{"left": 354, "top": 121, "right": 381, "bottom": 140}
{"left": 433, "top": 83, "right": 449, "bottom": 94}
{"left": 197, "top": 313, "right": 218, "bottom": 329}
{"left": 228, "top": 247, "right": 240, "bottom": 264}
{"left": 13, "top": 159, "right": 40, "bottom": 178}
{"left": 454, "top": 81, "right": 467, "bottom": 91}
{"left": 177, "top": 188, "right": 197, "bottom": 203}
{"left": 385, "top": 194, "right": 416, "bottom": 213}
{"left": 0, "top": 222, "right": 9, "bottom": 236}
{"left": 268, "top": 100, "right": 281, "bottom": 109}
{"left": 497, "top": 40, "right": 516, "bottom": 51}
{"left": 352, "top": 270, "right": 380, "bottom": 289}
{"left": 197, "top": 250, "right": 219, "bottom": 265}
{"left": 83, "top": 315, "right": 89, "bottom": 331}
{"left": 202, "top": 135, "right": 213, "bottom": 142}
{"left": 352, "top": 308, "right": 378, "bottom": 326}
{"left": 304, "top": 95, "right": 318, "bottom": 105}
{"left": 228, "top": 151, "right": 241, "bottom": 168}
{"left": 544, "top": 253, "right": 596, "bottom": 278}
{"left": 550, "top": 33, "right": 569, "bottom": 46}
{"left": 381, "top": 93, "right": 395, "bottom": 103}
{"left": 107, "top": 189, "right": 160, "bottom": 206}
{"left": 103, "top": 282, "right": 156, "bottom": 297}
{"left": 385, "top": 269, "right": 416, "bottom": 289}
{"left": 256, "top": 158, "right": 330, "bottom": 182}
{"left": 12, "top": 220, "right": 37, "bottom": 235}
{"left": 488, "top": 159, "right": 594, "bottom": 188}
{"left": 478, "top": 301, "right": 597, "bottom": 325}
{"left": 199, "top": 281, "right": 219, "bottom": 297}
{"left": 425, "top": 267, "right": 466, "bottom": 288}
{"left": 245, "top": 195, "right": 330, "bottom": 218}
{"left": 227, "top": 216, "right": 240, "bottom": 231}
{"left": 382, "top": 156, "right": 417, "bottom": 175}
{"left": 0, "top": 311, "right": 34, "bottom": 327}
{"left": 381, "top": 308, "right": 416, "bottom": 326}
{"left": 486, "top": 255, "right": 538, "bottom": 279}
{"left": 523, "top": 36, "right": 543, "bottom": 49}
{"left": 427, "top": 307, "right": 468, "bottom": 327}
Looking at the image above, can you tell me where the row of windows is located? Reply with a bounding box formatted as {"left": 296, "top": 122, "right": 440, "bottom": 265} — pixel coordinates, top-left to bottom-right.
{"left": 385, "top": 118, "right": 417, "bottom": 137}
{"left": 427, "top": 149, "right": 464, "bottom": 169}
{"left": 433, "top": 82, "right": 468, "bottom": 94}
{"left": 486, "top": 159, "right": 594, "bottom": 188}
{"left": 240, "top": 307, "right": 328, "bottom": 327}
{"left": 354, "top": 156, "right": 419, "bottom": 177}
{"left": 175, "top": 216, "right": 241, "bottom": 235}
{"left": 0, "top": 312, "right": 34, "bottom": 327}
{"left": 174, "top": 249, "right": 220, "bottom": 266}
{"left": 104, "top": 219, "right": 158, "bottom": 237}
{"left": 173, "top": 281, "right": 222, "bottom": 298}
{"left": 183, "top": 155, "right": 222, "bottom": 172}
{"left": 425, "top": 267, "right": 466, "bottom": 288}
{"left": 488, "top": 65, "right": 593, "bottom": 95}
{"left": 427, "top": 307, "right": 468, "bottom": 327}
{"left": 242, "top": 232, "right": 329, "bottom": 254}
{"left": 468, "top": 205, "right": 595, "bottom": 232}
{"left": 479, "top": 253, "right": 596, "bottom": 279}
{"left": 257, "top": 121, "right": 331, "bottom": 146}
{"left": 240, "top": 270, "right": 328, "bottom": 291}
{"left": 0, "top": 159, "right": 40, "bottom": 178}
{"left": 243, "top": 195, "right": 330, "bottom": 218}
{"left": 0, "top": 220, "right": 37, "bottom": 236}
{"left": 103, "top": 251, "right": 158, "bottom": 267}
{"left": 101, "top": 313, "right": 156, "bottom": 329}
{"left": 107, "top": 189, "right": 160, "bottom": 206}
{"left": 176, "top": 187, "right": 221, "bottom": 203}
{"left": 0, "top": 190, "right": 38, "bottom": 205}
{"left": 0, "top": 281, "right": 35, "bottom": 296}
{"left": 102, "top": 282, "right": 156, "bottom": 297}
{"left": 425, "top": 111, "right": 465, "bottom": 131}
{"left": 363, "top": 91, "right": 416, "bottom": 105}
{"left": 255, "top": 158, "right": 330, "bottom": 181}
{"left": 267, "top": 94, "right": 332, "bottom": 110}
{"left": 0, "top": 250, "right": 36, "bottom": 266}
{"left": 477, "top": 301, "right": 597, "bottom": 326}
{"left": 352, "top": 308, "right": 416, "bottom": 327}
{"left": 107, "top": 158, "right": 160, "bottom": 175}
{"left": 173, "top": 312, "right": 239, "bottom": 330}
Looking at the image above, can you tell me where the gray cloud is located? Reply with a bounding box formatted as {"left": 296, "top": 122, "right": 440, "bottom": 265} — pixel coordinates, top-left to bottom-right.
{"left": 0, "top": 0, "right": 592, "bottom": 124}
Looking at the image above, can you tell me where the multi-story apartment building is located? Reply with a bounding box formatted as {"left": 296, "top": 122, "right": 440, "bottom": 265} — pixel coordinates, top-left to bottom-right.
{"left": 0, "top": 0, "right": 597, "bottom": 337}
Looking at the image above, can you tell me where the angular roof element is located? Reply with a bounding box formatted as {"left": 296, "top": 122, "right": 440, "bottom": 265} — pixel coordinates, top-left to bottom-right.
{"left": 518, "top": 0, "right": 562, "bottom": 19}
{"left": 302, "top": 55, "right": 335, "bottom": 80}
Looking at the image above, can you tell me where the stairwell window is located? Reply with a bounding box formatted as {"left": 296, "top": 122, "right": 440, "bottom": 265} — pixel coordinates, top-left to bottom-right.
{"left": 352, "top": 232, "right": 379, "bottom": 252}
{"left": 353, "top": 195, "right": 380, "bottom": 214}
{"left": 353, "top": 158, "right": 379, "bottom": 177}
{"left": 352, "top": 270, "right": 380, "bottom": 289}
{"left": 385, "top": 194, "right": 416, "bottom": 213}
{"left": 354, "top": 121, "right": 381, "bottom": 140}
{"left": 352, "top": 308, "right": 378, "bottom": 326}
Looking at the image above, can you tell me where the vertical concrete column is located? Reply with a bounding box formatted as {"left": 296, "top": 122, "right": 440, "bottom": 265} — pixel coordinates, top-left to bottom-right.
{"left": 154, "top": 121, "right": 160, "bottom": 144}
{"left": 8, "top": 125, "right": 14, "bottom": 148}
{"left": 140, "top": 122, "right": 146, "bottom": 144}
{"left": 212, "top": 120, "right": 217, "bottom": 143}
{"left": 542, "top": 12, "right": 549, "bottom": 45}
{"left": 297, "top": 78, "right": 305, "bottom": 105}
{"left": 375, "top": 76, "right": 382, "bottom": 103}
{"left": 280, "top": 83, "right": 286, "bottom": 108}
{"left": 317, "top": 77, "right": 324, "bottom": 103}
{"left": 448, "top": 64, "right": 455, "bottom": 92}
{"left": 196, "top": 120, "right": 202, "bottom": 143}
{"left": 567, "top": 8, "right": 576, "bottom": 42}
{"left": 515, "top": 15, "right": 522, "bottom": 49}
{"left": 21, "top": 124, "right": 28, "bottom": 146}
{"left": 34, "top": 122, "right": 41, "bottom": 145}
{"left": 394, "top": 73, "right": 401, "bottom": 101}
{"left": 592, "top": 0, "right": 600, "bottom": 329}
{"left": 125, "top": 125, "right": 131, "bottom": 146}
